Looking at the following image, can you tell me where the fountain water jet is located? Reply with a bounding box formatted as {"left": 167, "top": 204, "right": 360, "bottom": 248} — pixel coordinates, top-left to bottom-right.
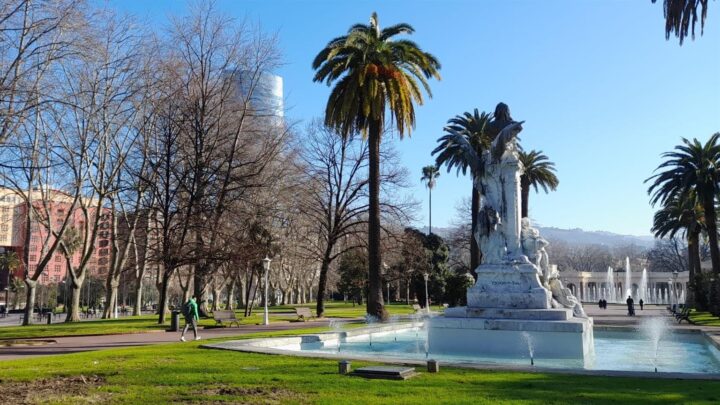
{"left": 640, "top": 317, "right": 669, "bottom": 372}
{"left": 625, "top": 257, "right": 632, "bottom": 299}
{"left": 606, "top": 267, "right": 616, "bottom": 303}
{"left": 639, "top": 268, "right": 648, "bottom": 303}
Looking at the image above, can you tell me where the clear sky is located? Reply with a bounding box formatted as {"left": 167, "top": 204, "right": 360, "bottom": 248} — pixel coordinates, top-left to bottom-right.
{"left": 108, "top": 0, "right": 720, "bottom": 236}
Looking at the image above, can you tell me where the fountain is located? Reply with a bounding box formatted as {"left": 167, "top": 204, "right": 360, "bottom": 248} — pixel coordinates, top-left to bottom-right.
{"left": 625, "top": 257, "right": 632, "bottom": 299}
{"left": 640, "top": 268, "right": 648, "bottom": 303}
{"left": 428, "top": 107, "right": 593, "bottom": 365}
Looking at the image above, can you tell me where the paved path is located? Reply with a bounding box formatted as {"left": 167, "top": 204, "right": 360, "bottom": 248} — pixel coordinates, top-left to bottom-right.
{"left": 0, "top": 320, "right": 331, "bottom": 361}
{"left": 3, "top": 304, "right": 720, "bottom": 361}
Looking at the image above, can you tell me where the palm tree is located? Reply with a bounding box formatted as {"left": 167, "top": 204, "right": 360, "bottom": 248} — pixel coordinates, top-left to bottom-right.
{"left": 518, "top": 150, "right": 559, "bottom": 219}
{"left": 651, "top": 193, "right": 704, "bottom": 307}
{"left": 647, "top": 134, "right": 720, "bottom": 281}
{"left": 432, "top": 109, "right": 491, "bottom": 273}
{"left": 421, "top": 165, "right": 440, "bottom": 234}
{"left": 652, "top": 0, "right": 710, "bottom": 45}
{"left": 313, "top": 12, "right": 440, "bottom": 319}
{"left": 0, "top": 251, "right": 20, "bottom": 311}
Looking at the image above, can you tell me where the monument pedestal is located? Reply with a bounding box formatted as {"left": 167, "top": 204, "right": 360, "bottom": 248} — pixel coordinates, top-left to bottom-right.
{"left": 428, "top": 264, "right": 594, "bottom": 366}
{"left": 467, "top": 263, "right": 551, "bottom": 309}
{"left": 428, "top": 307, "right": 594, "bottom": 366}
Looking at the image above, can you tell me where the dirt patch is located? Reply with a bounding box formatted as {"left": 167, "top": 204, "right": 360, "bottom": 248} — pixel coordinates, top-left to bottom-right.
{"left": 190, "top": 385, "right": 300, "bottom": 404}
{"left": 0, "top": 339, "right": 56, "bottom": 347}
{"left": 0, "top": 374, "right": 108, "bottom": 404}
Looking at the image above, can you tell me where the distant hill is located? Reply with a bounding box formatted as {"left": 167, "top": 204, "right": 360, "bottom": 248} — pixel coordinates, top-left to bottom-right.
{"left": 420, "top": 226, "right": 655, "bottom": 249}
{"left": 538, "top": 227, "right": 654, "bottom": 248}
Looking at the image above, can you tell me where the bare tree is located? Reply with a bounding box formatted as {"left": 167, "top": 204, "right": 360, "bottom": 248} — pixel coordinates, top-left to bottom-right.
{"left": 0, "top": 0, "right": 84, "bottom": 144}
{"left": 647, "top": 237, "right": 688, "bottom": 273}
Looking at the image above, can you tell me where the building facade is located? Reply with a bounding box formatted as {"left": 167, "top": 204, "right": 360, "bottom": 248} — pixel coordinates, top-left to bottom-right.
{"left": 0, "top": 188, "right": 111, "bottom": 285}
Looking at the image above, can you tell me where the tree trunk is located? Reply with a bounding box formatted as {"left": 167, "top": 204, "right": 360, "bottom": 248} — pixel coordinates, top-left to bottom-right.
{"left": 316, "top": 248, "right": 332, "bottom": 317}
{"left": 103, "top": 281, "right": 119, "bottom": 319}
{"left": 366, "top": 119, "right": 386, "bottom": 320}
{"left": 22, "top": 279, "right": 37, "bottom": 326}
{"left": 193, "top": 266, "right": 209, "bottom": 317}
{"left": 225, "top": 280, "right": 235, "bottom": 311}
{"left": 702, "top": 195, "right": 720, "bottom": 314}
{"left": 470, "top": 186, "right": 480, "bottom": 277}
{"left": 66, "top": 276, "right": 83, "bottom": 322}
{"left": 211, "top": 288, "right": 219, "bottom": 311}
{"left": 521, "top": 178, "right": 530, "bottom": 219}
{"left": 133, "top": 277, "right": 143, "bottom": 316}
{"left": 428, "top": 187, "right": 432, "bottom": 234}
{"left": 157, "top": 270, "right": 172, "bottom": 324}
{"left": 687, "top": 230, "right": 700, "bottom": 308}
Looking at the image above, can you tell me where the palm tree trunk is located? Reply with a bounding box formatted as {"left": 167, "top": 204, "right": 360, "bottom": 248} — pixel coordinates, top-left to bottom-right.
{"left": 702, "top": 195, "right": 720, "bottom": 314}
{"left": 428, "top": 187, "right": 432, "bottom": 234}
{"left": 687, "top": 229, "right": 700, "bottom": 308}
{"left": 366, "top": 119, "right": 386, "bottom": 320}
{"left": 521, "top": 178, "right": 530, "bottom": 219}
{"left": 702, "top": 196, "right": 720, "bottom": 276}
{"left": 470, "top": 186, "right": 480, "bottom": 277}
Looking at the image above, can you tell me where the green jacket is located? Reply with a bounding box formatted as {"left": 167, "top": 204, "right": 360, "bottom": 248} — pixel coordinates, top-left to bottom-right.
{"left": 186, "top": 299, "right": 199, "bottom": 321}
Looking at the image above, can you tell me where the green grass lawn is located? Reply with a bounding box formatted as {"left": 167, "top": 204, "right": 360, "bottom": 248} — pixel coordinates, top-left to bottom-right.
{"left": 1, "top": 329, "right": 718, "bottom": 404}
{"left": 689, "top": 310, "right": 720, "bottom": 326}
{"left": 0, "top": 302, "right": 423, "bottom": 340}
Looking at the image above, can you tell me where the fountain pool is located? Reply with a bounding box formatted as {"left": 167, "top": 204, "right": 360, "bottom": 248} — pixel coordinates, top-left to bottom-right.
{"left": 206, "top": 323, "right": 720, "bottom": 376}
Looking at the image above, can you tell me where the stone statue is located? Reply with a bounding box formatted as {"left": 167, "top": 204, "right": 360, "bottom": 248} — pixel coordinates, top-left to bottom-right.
{"left": 484, "top": 102, "right": 514, "bottom": 141}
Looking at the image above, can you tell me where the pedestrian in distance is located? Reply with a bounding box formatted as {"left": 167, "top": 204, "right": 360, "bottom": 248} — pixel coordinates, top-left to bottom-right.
{"left": 180, "top": 296, "right": 201, "bottom": 341}
{"left": 639, "top": 298, "right": 644, "bottom": 311}
{"left": 626, "top": 296, "right": 635, "bottom": 316}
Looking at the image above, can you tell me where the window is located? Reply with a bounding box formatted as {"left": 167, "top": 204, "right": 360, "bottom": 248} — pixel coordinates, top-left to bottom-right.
{"left": 29, "top": 264, "right": 37, "bottom": 272}
{"left": 29, "top": 254, "right": 36, "bottom": 262}
{"left": 98, "top": 258, "right": 108, "bottom": 265}
{"left": 30, "top": 235, "right": 38, "bottom": 243}
{"left": 57, "top": 209, "right": 65, "bottom": 216}
{"left": 55, "top": 255, "right": 61, "bottom": 262}
{"left": 1, "top": 224, "right": 8, "bottom": 232}
{"left": 42, "top": 273, "right": 48, "bottom": 282}
{"left": 99, "top": 249, "right": 109, "bottom": 256}
{"left": 54, "top": 265, "right": 61, "bottom": 273}
{"left": 99, "top": 231, "right": 109, "bottom": 239}
{"left": 99, "top": 239, "right": 109, "bottom": 248}
{"left": 30, "top": 245, "right": 38, "bottom": 252}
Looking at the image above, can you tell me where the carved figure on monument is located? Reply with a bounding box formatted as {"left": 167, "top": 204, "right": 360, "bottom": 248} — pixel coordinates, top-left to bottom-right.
{"left": 520, "top": 218, "right": 549, "bottom": 280}
{"left": 475, "top": 203, "right": 504, "bottom": 263}
{"left": 547, "top": 265, "right": 588, "bottom": 319}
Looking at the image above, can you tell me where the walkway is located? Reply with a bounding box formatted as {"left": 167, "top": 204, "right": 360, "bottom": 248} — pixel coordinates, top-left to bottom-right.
{"left": 0, "top": 319, "right": 330, "bottom": 361}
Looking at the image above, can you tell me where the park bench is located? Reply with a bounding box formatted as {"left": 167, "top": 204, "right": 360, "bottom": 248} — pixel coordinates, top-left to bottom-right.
{"left": 676, "top": 307, "right": 691, "bottom": 324}
{"left": 212, "top": 310, "right": 240, "bottom": 327}
{"left": 295, "top": 307, "right": 314, "bottom": 322}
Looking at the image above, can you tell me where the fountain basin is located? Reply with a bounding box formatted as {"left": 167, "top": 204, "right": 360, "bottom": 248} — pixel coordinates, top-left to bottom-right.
{"left": 203, "top": 323, "right": 720, "bottom": 377}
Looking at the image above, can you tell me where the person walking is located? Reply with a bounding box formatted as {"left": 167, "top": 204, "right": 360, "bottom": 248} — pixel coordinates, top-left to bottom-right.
{"left": 639, "top": 298, "right": 644, "bottom": 311}
{"left": 626, "top": 296, "right": 635, "bottom": 316}
{"left": 180, "top": 296, "right": 201, "bottom": 341}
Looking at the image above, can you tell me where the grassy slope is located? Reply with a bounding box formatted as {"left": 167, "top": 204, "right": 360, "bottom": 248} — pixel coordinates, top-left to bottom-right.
{"left": 689, "top": 310, "right": 720, "bottom": 326}
{"left": 1, "top": 330, "right": 719, "bottom": 404}
{"left": 0, "top": 303, "right": 422, "bottom": 340}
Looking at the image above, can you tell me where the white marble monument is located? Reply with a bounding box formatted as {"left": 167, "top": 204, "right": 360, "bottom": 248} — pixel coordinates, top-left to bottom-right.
{"left": 428, "top": 103, "right": 594, "bottom": 364}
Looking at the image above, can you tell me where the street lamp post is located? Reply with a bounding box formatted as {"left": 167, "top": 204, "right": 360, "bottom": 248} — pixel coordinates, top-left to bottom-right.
{"left": 423, "top": 272, "right": 429, "bottom": 313}
{"left": 262, "top": 257, "right": 272, "bottom": 326}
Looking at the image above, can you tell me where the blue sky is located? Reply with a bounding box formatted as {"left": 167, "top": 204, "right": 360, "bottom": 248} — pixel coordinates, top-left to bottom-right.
{"left": 109, "top": 0, "right": 720, "bottom": 236}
